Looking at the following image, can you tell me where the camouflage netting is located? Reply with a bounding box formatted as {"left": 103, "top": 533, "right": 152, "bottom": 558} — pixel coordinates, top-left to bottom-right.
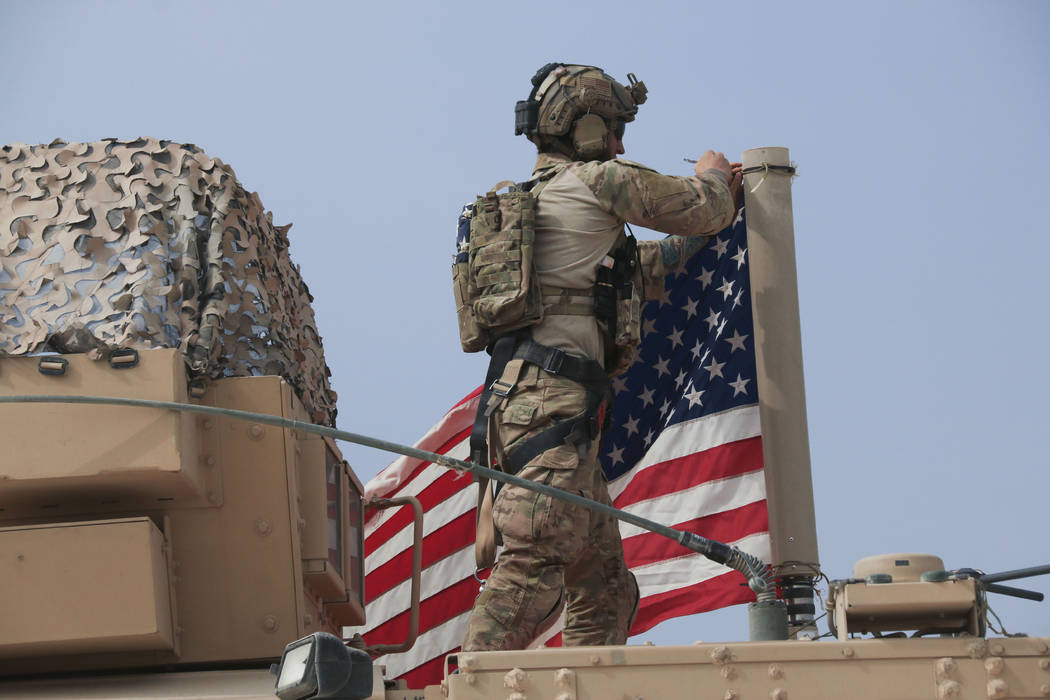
{"left": 0, "top": 137, "right": 337, "bottom": 425}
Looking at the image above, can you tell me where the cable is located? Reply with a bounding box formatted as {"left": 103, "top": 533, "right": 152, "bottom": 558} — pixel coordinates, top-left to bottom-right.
{"left": 0, "top": 393, "right": 774, "bottom": 597}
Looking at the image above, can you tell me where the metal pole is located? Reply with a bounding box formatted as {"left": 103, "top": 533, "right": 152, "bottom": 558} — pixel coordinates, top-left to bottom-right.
{"left": 743, "top": 147, "right": 820, "bottom": 633}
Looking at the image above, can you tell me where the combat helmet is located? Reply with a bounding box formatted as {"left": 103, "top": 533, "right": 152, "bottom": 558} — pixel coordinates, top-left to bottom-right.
{"left": 515, "top": 63, "right": 648, "bottom": 161}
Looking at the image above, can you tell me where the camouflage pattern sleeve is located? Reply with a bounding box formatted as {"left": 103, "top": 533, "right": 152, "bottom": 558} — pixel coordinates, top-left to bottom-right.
{"left": 636, "top": 235, "right": 712, "bottom": 300}
{"left": 573, "top": 158, "right": 735, "bottom": 301}
{"left": 577, "top": 158, "right": 735, "bottom": 236}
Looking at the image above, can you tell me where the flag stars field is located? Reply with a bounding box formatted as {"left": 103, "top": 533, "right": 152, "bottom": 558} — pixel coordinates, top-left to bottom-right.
{"left": 704, "top": 357, "right": 726, "bottom": 379}
{"left": 730, "top": 374, "right": 751, "bottom": 396}
{"left": 731, "top": 246, "right": 747, "bottom": 269}
{"left": 725, "top": 329, "right": 749, "bottom": 352}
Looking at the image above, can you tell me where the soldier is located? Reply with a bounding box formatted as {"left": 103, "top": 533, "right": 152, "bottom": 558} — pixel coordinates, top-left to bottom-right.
{"left": 462, "top": 63, "right": 743, "bottom": 651}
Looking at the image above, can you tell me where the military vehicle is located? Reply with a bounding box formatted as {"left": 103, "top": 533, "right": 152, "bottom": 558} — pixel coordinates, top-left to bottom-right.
{"left": 1, "top": 139, "right": 1047, "bottom": 699}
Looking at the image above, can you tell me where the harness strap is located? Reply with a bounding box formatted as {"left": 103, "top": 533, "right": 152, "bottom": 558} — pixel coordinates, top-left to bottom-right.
{"left": 469, "top": 334, "right": 520, "bottom": 467}
{"left": 511, "top": 339, "right": 609, "bottom": 388}
{"left": 503, "top": 413, "right": 590, "bottom": 476}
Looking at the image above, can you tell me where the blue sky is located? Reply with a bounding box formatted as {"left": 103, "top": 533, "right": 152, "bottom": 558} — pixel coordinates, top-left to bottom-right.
{"left": 3, "top": 0, "right": 1047, "bottom": 644}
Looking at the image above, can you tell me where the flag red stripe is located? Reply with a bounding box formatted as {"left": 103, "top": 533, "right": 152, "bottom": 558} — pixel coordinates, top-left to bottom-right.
{"left": 365, "top": 466, "right": 474, "bottom": 556}
{"left": 366, "top": 511, "right": 477, "bottom": 601}
{"left": 622, "top": 500, "right": 769, "bottom": 567}
{"left": 363, "top": 421, "right": 475, "bottom": 525}
{"left": 613, "top": 436, "right": 763, "bottom": 508}
{"left": 380, "top": 570, "right": 757, "bottom": 677}
{"left": 631, "top": 570, "right": 755, "bottom": 636}
{"left": 365, "top": 575, "right": 481, "bottom": 645}
{"left": 398, "top": 654, "right": 455, "bottom": 691}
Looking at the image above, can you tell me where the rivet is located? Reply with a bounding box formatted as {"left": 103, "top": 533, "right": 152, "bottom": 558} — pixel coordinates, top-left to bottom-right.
{"left": 504, "top": 668, "right": 527, "bottom": 691}
{"left": 938, "top": 680, "right": 961, "bottom": 699}
{"left": 985, "top": 657, "right": 1004, "bottom": 676}
{"left": 1037, "top": 641, "right": 1049, "bottom": 654}
{"left": 590, "top": 654, "right": 601, "bottom": 665}
{"left": 987, "top": 679, "right": 1008, "bottom": 699}
{"left": 255, "top": 518, "right": 272, "bottom": 536}
{"left": 937, "top": 657, "right": 957, "bottom": 679}
{"left": 205, "top": 455, "right": 216, "bottom": 467}
{"left": 725, "top": 692, "right": 739, "bottom": 700}
{"left": 249, "top": 424, "right": 264, "bottom": 440}
{"left": 1040, "top": 683, "right": 1050, "bottom": 696}
{"left": 1040, "top": 658, "right": 1050, "bottom": 671}
{"left": 769, "top": 664, "right": 784, "bottom": 680}
{"left": 262, "top": 615, "right": 278, "bottom": 632}
{"left": 304, "top": 614, "right": 313, "bottom": 625}
{"left": 464, "top": 673, "right": 476, "bottom": 686}
{"left": 968, "top": 640, "right": 989, "bottom": 659}
{"left": 555, "top": 669, "right": 575, "bottom": 687}
{"left": 771, "top": 688, "right": 787, "bottom": 700}
{"left": 16, "top": 553, "right": 24, "bottom": 561}
{"left": 459, "top": 654, "right": 476, "bottom": 671}
{"left": 721, "top": 666, "right": 736, "bottom": 680}
{"left": 990, "top": 642, "right": 1006, "bottom": 656}
{"left": 711, "top": 645, "right": 731, "bottom": 663}
{"left": 203, "top": 419, "right": 214, "bottom": 430}
{"left": 842, "top": 647, "right": 855, "bottom": 658}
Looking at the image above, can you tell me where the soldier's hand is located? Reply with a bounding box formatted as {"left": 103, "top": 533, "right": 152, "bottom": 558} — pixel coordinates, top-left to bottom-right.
{"left": 729, "top": 161, "right": 744, "bottom": 210}
{"left": 694, "top": 150, "right": 732, "bottom": 181}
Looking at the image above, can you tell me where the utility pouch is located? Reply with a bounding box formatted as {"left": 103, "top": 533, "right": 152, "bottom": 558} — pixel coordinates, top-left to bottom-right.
{"left": 600, "top": 233, "right": 642, "bottom": 375}
{"left": 453, "top": 205, "right": 487, "bottom": 351}
{"left": 608, "top": 278, "right": 642, "bottom": 375}
{"left": 453, "top": 175, "right": 555, "bottom": 353}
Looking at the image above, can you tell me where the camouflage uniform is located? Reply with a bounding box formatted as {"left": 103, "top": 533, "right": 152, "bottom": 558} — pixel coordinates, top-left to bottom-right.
{"left": 462, "top": 152, "right": 735, "bottom": 651}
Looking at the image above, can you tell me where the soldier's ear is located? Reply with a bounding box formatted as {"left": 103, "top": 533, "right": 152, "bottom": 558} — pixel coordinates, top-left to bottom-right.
{"left": 572, "top": 114, "right": 608, "bottom": 162}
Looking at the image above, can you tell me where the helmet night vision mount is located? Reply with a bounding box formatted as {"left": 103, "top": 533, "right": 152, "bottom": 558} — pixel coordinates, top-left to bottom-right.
{"left": 515, "top": 63, "right": 648, "bottom": 161}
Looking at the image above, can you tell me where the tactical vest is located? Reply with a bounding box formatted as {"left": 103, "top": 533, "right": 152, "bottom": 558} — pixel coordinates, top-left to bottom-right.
{"left": 454, "top": 171, "right": 644, "bottom": 570}
{"left": 452, "top": 171, "right": 643, "bottom": 375}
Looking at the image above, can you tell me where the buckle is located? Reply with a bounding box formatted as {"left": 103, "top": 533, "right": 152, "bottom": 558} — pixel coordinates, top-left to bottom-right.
{"left": 490, "top": 379, "right": 514, "bottom": 398}
{"left": 542, "top": 348, "right": 564, "bottom": 375}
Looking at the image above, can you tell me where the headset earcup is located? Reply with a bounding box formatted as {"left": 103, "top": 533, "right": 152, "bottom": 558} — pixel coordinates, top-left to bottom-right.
{"left": 572, "top": 114, "right": 608, "bottom": 161}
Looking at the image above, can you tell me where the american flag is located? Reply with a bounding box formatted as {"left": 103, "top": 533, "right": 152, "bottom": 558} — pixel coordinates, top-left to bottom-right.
{"left": 355, "top": 212, "right": 769, "bottom": 687}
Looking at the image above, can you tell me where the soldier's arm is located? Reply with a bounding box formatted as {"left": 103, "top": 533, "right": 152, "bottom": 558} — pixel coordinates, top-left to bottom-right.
{"left": 581, "top": 158, "right": 736, "bottom": 236}
{"left": 636, "top": 235, "right": 713, "bottom": 299}
{"left": 576, "top": 159, "right": 736, "bottom": 300}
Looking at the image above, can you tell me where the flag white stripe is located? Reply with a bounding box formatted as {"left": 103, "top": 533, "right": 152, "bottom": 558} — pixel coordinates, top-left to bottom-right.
{"left": 362, "top": 467, "right": 766, "bottom": 629}
{"left": 361, "top": 545, "right": 477, "bottom": 632}
{"left": 377, "top": 610, "right": 472, "bottom": 679}
{"left": 633, "top": 531, "right": 770, "bottom": 597}
{"left": 365, "top": 482, "right": 477, "bottom": 574}
{"left": 360, "top": 472, "right": 766, "bottom": 635}
{"left": 376, "top": 531, "right": 771, "bottom": 680}
{"left": 616, "top": 470, "right": 767, "bottom": 540}
{"left": 363, "top": 396, "right": 479, "bottom": 501}
{"left": 608, "top": 404, "right": 761, "bottom": 499}
{"left": 364, "top": 439, "right": 471, "bottom": 537}
{"left": 367, "top": 406, "right": 762, "bottom": 570}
